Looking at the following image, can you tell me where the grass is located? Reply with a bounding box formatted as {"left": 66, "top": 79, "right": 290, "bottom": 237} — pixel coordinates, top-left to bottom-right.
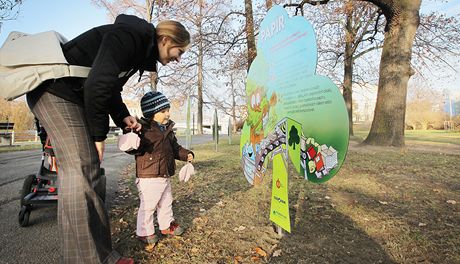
{"left": 353, "top": 129, "right": 460, "bottom": 146}
{"left": 110, "top": 132, "right": 460, "bottom": 264}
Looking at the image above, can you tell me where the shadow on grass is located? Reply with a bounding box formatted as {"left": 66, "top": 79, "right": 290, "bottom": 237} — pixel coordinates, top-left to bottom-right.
{"left": 268, "top": 180, "right": 396, "bottom": 264}
{"left": 323, "top": 147, "right": 460, "bottom": 263}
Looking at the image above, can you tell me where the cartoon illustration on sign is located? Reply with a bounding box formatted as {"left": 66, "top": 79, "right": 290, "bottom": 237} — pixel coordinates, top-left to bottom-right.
{"left": 240, "top": 5, "right": 349, "bottom": 185}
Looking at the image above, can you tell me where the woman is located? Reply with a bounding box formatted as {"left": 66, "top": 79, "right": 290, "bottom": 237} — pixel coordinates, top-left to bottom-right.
{"left": 26, "top": 14, "right": 190, "bottom": 264}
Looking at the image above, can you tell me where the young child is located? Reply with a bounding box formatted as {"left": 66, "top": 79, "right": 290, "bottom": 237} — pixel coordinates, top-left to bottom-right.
{"left": 130, "top": 91, "right": 194, "bottom": 245}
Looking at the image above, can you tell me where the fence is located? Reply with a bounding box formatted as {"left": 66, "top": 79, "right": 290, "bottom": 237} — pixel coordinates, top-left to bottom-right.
{"left": 0, "top": 130, "right": 41, "bottom": 146}
{"left": 0, "top": 122, "right": 15, "bottom": 146}
{"left": 1, "top": 127, "right": 123, "bottom": 146}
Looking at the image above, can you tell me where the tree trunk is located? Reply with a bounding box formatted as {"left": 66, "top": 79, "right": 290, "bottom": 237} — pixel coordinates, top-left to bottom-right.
{"left": 245, "top": 0, "right": 257, "bottom": 70}
{"left": 145, "top": 1, "right": 157, "bottom": 92}
{"left": 146, "top": 0, "right": 154, "bottom": 22}
{"left": 343, "top": 2, "right": 354, "bottom": 136}
{"left": 362, "top": 0, "right": 421, "bottom": 146}
{"left": 197, "top": 0, "right": 204, "bottom": 134}
{"left": 197, "top": 51, "right": 204, "bottom": 134}
{"left": 230, "top": 73, "right": 237, "bottom": 133}
{"left": 265, "top": 0, "right": 273, "bottom": 11}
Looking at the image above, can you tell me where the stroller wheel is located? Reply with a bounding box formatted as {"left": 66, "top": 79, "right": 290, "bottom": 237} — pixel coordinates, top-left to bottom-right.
{"left": 20, "top": 174, "right": 36, "bottom": 206}
{"left": 18, "top": 206, "right": 30, "bottom": 227}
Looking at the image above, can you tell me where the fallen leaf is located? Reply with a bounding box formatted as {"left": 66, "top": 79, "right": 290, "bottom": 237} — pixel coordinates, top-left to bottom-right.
{"left": 418, "top": 222, "right": 427, "bottom": 227}
{"left": 272, "top": 249, "right": 282, "bottom": 257}
{"left": 250, "top": 256, "right": 260, "bottom": 262}
{"left": 325, "top": 195, "right": 331, "bottom": 200}
{"left": 145, "top": 243, "right": 155, "bottom": 252}
{"left": 446, "top": 200, "right": 457, "bottom": 205}
{"left": 254, "top": 247, "right": 267, "bottom": 257}
{"left": 233, "top": 225, "right": 246, "bottom": 232}
{"left": 216, "top": 201, "right": 225, "bottom": 207}
{"left": 234, "top": 256, "right": 243, "bottom": 263}
{"left": 378, "top": 200, "right": 388, "bottom": 205}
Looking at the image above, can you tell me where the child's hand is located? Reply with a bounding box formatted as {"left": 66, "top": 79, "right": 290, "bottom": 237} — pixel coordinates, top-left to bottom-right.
{"left": 187, "top": 153, "right": 194, "bottom": 162}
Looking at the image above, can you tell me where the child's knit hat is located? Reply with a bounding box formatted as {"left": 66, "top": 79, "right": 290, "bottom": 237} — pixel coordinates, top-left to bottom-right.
{"left": 140, "top": 91, "right": 170, "bottom": 119}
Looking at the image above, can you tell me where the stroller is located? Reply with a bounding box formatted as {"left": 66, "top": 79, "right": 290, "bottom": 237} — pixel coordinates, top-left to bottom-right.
{"left": 18, "top": 119, "right": 105, "bottom": 227}
{"left": 18, "top": 119, "right": 58, "bottom": 227}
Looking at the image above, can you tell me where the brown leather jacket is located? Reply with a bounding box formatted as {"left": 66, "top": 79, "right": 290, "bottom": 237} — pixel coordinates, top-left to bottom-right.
{"left": 130, "top": 118, "right": 193, "bottom": 178}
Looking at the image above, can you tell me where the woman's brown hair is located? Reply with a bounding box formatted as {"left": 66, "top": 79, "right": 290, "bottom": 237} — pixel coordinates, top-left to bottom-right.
{"left": 156, "top": 20, "right": 190, "bottom": 48}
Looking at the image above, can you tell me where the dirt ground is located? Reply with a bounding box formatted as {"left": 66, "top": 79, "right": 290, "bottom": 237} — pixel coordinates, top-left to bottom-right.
{"left": 110, "top": 138, "right": 459, "bottom": 264}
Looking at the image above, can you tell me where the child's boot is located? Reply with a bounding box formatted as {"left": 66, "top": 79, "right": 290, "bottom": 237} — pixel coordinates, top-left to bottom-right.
{"left": 161, "top": 221, "right": 184, "bottom": 236}
{"left": 136, "top": 234, "right": 159, "bottom": 245}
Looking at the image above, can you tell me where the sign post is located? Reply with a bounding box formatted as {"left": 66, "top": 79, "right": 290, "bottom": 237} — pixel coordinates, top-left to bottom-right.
{"left": 269, "top": 151, "right": 291, "bottom": 233}
{"left": 213, "top": 108, "right": 219, "bottom": 151}
{"left": 185, "top": 95, "right": 191, "bottom": 149}
{"left": 228, "top": 118, "right": 232, "bottom": 145}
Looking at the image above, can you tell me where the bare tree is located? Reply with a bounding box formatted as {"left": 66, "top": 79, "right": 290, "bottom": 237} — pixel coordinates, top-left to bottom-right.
{"left": 340, "top": 1, "right": 383, "bottom": 136}
{"left": 412, "top": 12, "right": 460, "bottom": 82}
{"left": 245, "top": 0, "right": 257, "bottom": 69}
{"left": 206, "top": 50, "right": 247, "bottom": 132}
{"left": 196, "top": 0, "right": 205, "bottom": 133}
{"left": 159, "top": 0, "right": 232, "bottom": 133}
{"left": 0, "top": 0, "right": 23, "bottom": 32}
{"left": 357, "top": 0, "right": 421, "bottom": 146}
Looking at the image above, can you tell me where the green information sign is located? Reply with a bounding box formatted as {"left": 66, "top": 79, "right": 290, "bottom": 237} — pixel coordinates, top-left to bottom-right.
{"left": 240, "top": 5, "right": 349, "bottom": 186}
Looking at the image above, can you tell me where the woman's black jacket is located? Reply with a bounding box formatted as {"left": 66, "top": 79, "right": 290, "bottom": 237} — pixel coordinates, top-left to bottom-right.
{"left": 41, "top": 14, "right": 159, "bottom": 141}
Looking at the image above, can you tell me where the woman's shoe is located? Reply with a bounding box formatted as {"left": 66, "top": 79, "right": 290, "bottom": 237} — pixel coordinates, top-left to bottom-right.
{"left": 116, "top": 257, "right": 134, "bottom": 264}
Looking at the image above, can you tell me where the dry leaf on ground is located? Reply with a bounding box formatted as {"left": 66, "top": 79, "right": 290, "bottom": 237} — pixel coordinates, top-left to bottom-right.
{"left": 233, "top": 225, "right": 246, "bottom": 232}
{"left": 272, "top": 249, "right": 282, "bottom": 257}
{"left": 255, "top": 247, "right": 267, "bottom": 257}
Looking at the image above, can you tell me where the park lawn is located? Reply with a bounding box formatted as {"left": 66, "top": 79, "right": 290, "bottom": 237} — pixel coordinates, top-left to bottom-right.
{"left": 110, "top": 136, "right": 459, "bottom": 263}
{"left": 354, "top": 129, "right": 460, "bottom": 146}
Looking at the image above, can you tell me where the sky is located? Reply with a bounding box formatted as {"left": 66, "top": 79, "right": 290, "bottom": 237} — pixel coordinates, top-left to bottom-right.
{"left": 1, "top": 0, "right": 458, "bottom": 42}
{"left": 0, "top": 0, "right": 109, "bottom": 43}
{"left": 420, "top": 0, "right": 460, "bottom": 15}
{"left": 0, "top": 0, "right": 459, "bottom": 95}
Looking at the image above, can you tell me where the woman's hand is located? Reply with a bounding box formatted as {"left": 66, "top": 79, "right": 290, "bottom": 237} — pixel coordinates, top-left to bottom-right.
{"left": 95, "top": 141, "right": 105, "bottom": 162}
{"left": 187, "top": 153, "right": 194, "bottom": 162}
{"left": 123, "top": 116, "right": 142, "bottom": 132}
